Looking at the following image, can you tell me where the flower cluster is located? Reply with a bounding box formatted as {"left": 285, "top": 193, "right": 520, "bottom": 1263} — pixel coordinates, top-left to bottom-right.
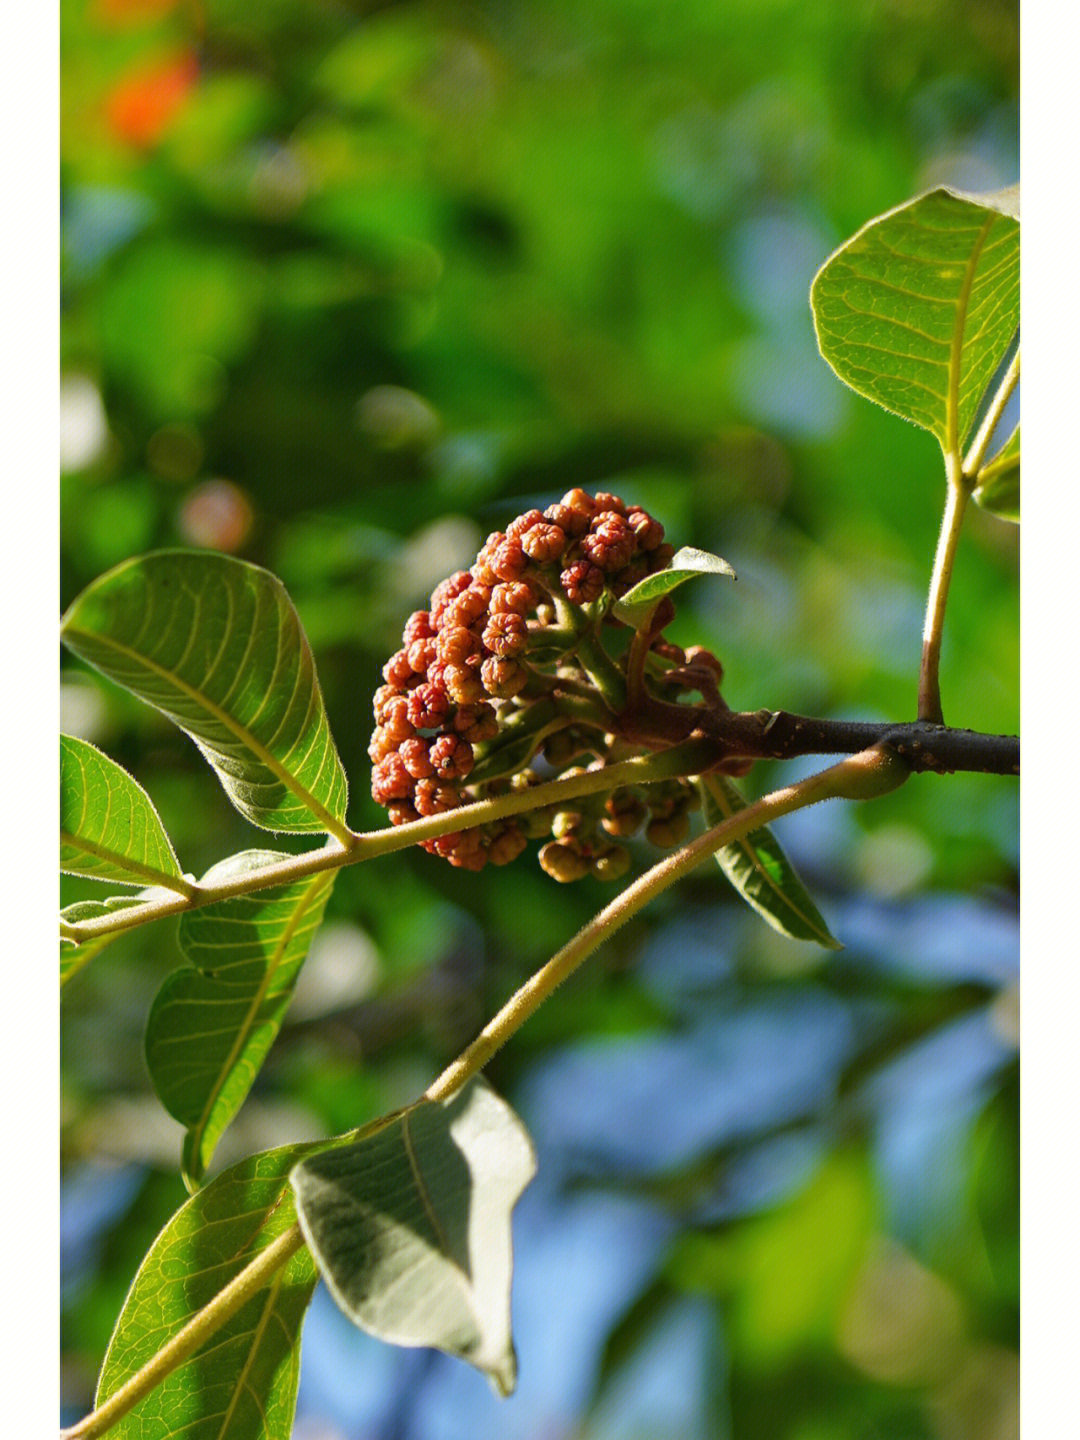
{"left": 369, "top": 488, "right": 717, "bottom": 876}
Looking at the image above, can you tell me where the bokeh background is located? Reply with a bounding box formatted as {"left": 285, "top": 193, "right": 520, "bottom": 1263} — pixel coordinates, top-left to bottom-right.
{"left": 60, "top": 1, "right": 1019, "bottom": 1436}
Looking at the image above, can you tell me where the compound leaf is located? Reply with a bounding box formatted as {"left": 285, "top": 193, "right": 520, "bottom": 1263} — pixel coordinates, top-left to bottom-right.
{"left": 811, "top": 187, "right": 1019, "bottom": 456}
{"left": 145, "top": 850, "right": 336, "bottom": 1188}
{"left": 60, "top": 551, "right": 349, "bottom": 837}
{"left": 700, "top": 773, "right": 841, "bottom": 948}
{"left": 291, "top": 1076, "right": 537, "bottom": 1396}
{"left": 61, "top": 735, "right": 187, "bottom": 890}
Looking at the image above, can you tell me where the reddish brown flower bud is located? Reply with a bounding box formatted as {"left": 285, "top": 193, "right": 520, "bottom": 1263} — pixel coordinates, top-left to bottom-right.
{"left": 398, "top": 736, "right": 435, "bottom": 779}
{"left": 490, "top": 580, "right": 536, "bottom": 615}
{"left": 406, "top": 637, "right": 438, "bottom": 674}
{"left": 429, "top": 570, "right": 473, "bottom": 618}
{"left": 436, "top": 625, "right": 481, "bottom": 666}
{"left": 492, "top": 537, "right": 528, "bottom": 582}
{"left": 367, "top": 727, "right": 397, "bottom": 763}
{"left": 626, "top": 507, "right": 665, "bottom": 551}
{"left": 522, "top": 522, "right": 567, "bottom": 563}
{"left": 560, "top": 488, "right": 597, "bottom": 521}
{"left": 591, "top": 845, "right": 631, "bottom": 881}
{"left": 488, "top": 824, "right": 528, "bottom": 866}
{"left": 430, "top": 733, "right": 475, "bottom": 780}
{"left": 649, "top": 542, "right": 675, "bottom": 570}
{"left": 387, "top": 801, "right": 420, "bottom": 826}
{"left": 544, "top": 502, "right": 590, "bottom": 537}
{"left": 560, "top": 560, "right": 605, "bottom": 605}
{"left": 453, "top": 703, "right": 499, "bottom": 743}
{"left": 444, "top": 585, "right": 490, "bottom": 629}
{"left": 371, "top": 753, "right": 414, "bottom": 803}
{"left": 482, "top": 611, "right": 528, "bottom": 658}
{"left": 372, "top": 683, "right": 400, "bottom": 722}
{"left": 592, "top": 490, "right": 626, "bottom": 515}
{"left": 382, "top": 649, "right": 415, "bottom": 687}
{"left": 381, "top": 695, "right": 415, "bottom": 742}
{"left": 414, "top": 778, "right": 461, "bottom": 815}
{"left": 506, "top": 508, "right": 546, "bottom": 539}
{"left": 481, "top": 655, "right": 528, "bottom": 698}
{"left": 402, "top": 610, "right": 435, "bottom": 644}
{"left": 443, "top": 664, "right": 487, "bottom": 705}
{"left": 407, "top": 681, "right": 451, "bottom": 731}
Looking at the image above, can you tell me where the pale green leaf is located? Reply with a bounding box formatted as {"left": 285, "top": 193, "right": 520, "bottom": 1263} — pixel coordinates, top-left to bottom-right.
{"left": 292, "top": 1076, "right": 537, "bottom": 1396}
{"left": 60, "top": 551, "right": 349, "bottom": 836}
{"left": 613, "top": 546, "right": 737, "bottom": 625}
{"left": 61, "top": 735, "right": 187, "bottom": 890}
{"left": 700, "top": 773, "right": 841, "bottom": 948}
{"left": 973, "top": 424, "right": 1019, "bottom": 522}
{"left": 811, "top": 187, "right": 1019, "bottom": 456}
{"left": 92, "top": 1139, "right": 340, "bottom": 1440}
{"left": 145, "top": 850, "right": 336, "bottom": 1187}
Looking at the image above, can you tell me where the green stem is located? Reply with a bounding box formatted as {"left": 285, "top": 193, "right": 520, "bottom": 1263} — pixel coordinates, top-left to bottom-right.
{"left": 574, "top": 632, "right": 628, "bottom": 713}
{"left": 60, "top": 740, "right": 720, "bottom": 946}
{"left": 963, "top": 348, "right": 1020, "bottom": 480}
{"left": 60, "top": 1224, "right": 307, "bottom": 1440}
{"left": 425, "top": 745, "right": 907, "bottom": 1102}
{"left": 918, "top": 459, "right": 970, "bottom": 725}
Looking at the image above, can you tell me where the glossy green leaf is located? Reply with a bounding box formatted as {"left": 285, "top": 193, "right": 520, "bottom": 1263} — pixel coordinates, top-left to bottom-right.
{"left": 145, "top": 851, "right": 336, "bottom": 1188}
{"left": 61, "top": 895, "right": 147, "bottom": 987}
{"left": 92, "top": 1138, "right": 338, "bottom": 1440}
{"left": 699, "top": 773, "right": 841, "bottom": 948}
{"left": 60, "top": 551, "right": 349, "bottom": 837}
{"left": 973, "top": 425, "right": 1019, "bottom": 522}
{"left": 291, "top": 1076, "right": 537, "bottom": 1396}
{"left": 613, "top": 546, "right": 737, "bottom": 625}
{"left": 61, "top": 735, "right": 187, "bottom": 890}
{"left": 811, "top": 187, "right": 1019, "bottom": 456}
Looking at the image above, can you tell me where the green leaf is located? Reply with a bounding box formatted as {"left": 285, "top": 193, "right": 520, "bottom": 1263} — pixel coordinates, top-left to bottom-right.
{"left": 699, "top": 773, "right": 841, "bottom": 948}
{"left": 613, "top": 546, "right": 737, "bottom": 625}
{"left": 291, "top": 1076, "right": 537, "bottom": 1396}
{"left": 93, "top": 1138, "right": 339, "bottom": 1440}
{"left": 61, "top": 734, "right": 188, "bottom": 890}
{"left": 145, "top": 851, "right": 336, "bottom": 1188}
{"left": 60, "top": 551, "right": 350, "bottom": 837}
{"left": 61, "top": 895, "right": 148, "bottom": 987}
{"left": 972, "top": 424, "right": 1019, "bottom": 522}
{"left": 811, "top": 187, "right": 1019, "bottom": 456}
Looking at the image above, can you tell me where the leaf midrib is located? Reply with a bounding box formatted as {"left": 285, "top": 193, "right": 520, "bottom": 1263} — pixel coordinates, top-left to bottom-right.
{"left": 63, "top": 621, "right": 346, "bottom": 838}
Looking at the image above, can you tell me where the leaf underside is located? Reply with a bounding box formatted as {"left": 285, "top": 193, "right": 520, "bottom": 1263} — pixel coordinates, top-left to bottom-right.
{"left": 811, "top": 187, "right": 1019, "bottom": 455}
{"left": 61, "top": 894, "right": 149, "bottom": 987}
{"left": 972, "top": 424, "right": 1019, "bottom": 522}
{"left": 61, "top": 734, "right": 185, "bottom": 889}
{"left": 291, "top": 1076, "right": 537, "bottom": 1396}
{"left": 145, "top": 850, "right": 336, "bottom": 1187}
{"left": 699, "top": 773, "right": 841, "bottom": 948}
{"left": 614, "top": 545, "right": 736, "bottom": 624}
{"left": 60, "top": 550, "right": 349, "bottom": 835}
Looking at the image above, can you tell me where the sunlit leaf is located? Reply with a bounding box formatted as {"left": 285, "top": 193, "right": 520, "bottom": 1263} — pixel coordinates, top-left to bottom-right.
{"left": 92, "top": 1139, "right": 340, "bottom": 1440}
{"left": 972, "top": 425, "right": 1019, "bottom": 522}
{"left": 613, "top": 546, "right": 737, "bottom": 626}
{"left": 145, "top": 851, "right": 336, "bottom": 1188}
{"left": 811, "top": 187, "right": 1019, "bottom": 456}
{"left": 699, "top": 773, "right": 841, "bottom": 948}
{"left": 61, "top": 734, "right": 187, "bottom": 890}
{"left": 291, "top": 1076, "right": 537, "bottom": 1396}
{"left": 60, "top": 551, "right": 350, "bottom": 837}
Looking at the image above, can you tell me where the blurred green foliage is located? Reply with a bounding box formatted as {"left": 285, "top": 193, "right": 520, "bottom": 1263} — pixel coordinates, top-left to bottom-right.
{"left": 61, "top": 0, "right": 1018, "bottom": 1435}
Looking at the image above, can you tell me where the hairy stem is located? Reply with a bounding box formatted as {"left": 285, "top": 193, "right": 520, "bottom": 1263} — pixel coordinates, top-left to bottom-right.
{"left": 425, "top": 745, "right": 908, "bottom": 1102}
{"left": 963, "top": 347, "right": 1020, "bottom": 479}
{"left": 918, "top": 459, "right": 970, "bottom": 724}
{"left": 60, "top": 1224, "right": 307, "bottom": 1440}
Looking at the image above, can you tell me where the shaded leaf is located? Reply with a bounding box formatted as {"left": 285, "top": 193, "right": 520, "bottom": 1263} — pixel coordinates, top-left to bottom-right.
{"left": 811, "top": 187, "right": 1019, "bottom": 455}
{"left": 61, "top": 734, "right": 187, "bottom": 890}
{"left": 145, "top": 851, "right": 336, "bottom": 1188}
{"left": 60, "top": 551, "right": 349, "bottom": 836}
{"left": 61, "top": 895, "right": 148, "bottom": 988}
{"left": 291, "top": 1076, "right": 537, "bottom": 1396}
{"left": 972, "top": 424, "right": 1019, "bottom": 522}
{"left": 699, "top": 773, "right": 841, "bottom": 948}
{"left": 92, "top": 1138, "right": 342, "bottom": 1440}
{"left": 613, "top": 546, "right": 736, "bottom": 626}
